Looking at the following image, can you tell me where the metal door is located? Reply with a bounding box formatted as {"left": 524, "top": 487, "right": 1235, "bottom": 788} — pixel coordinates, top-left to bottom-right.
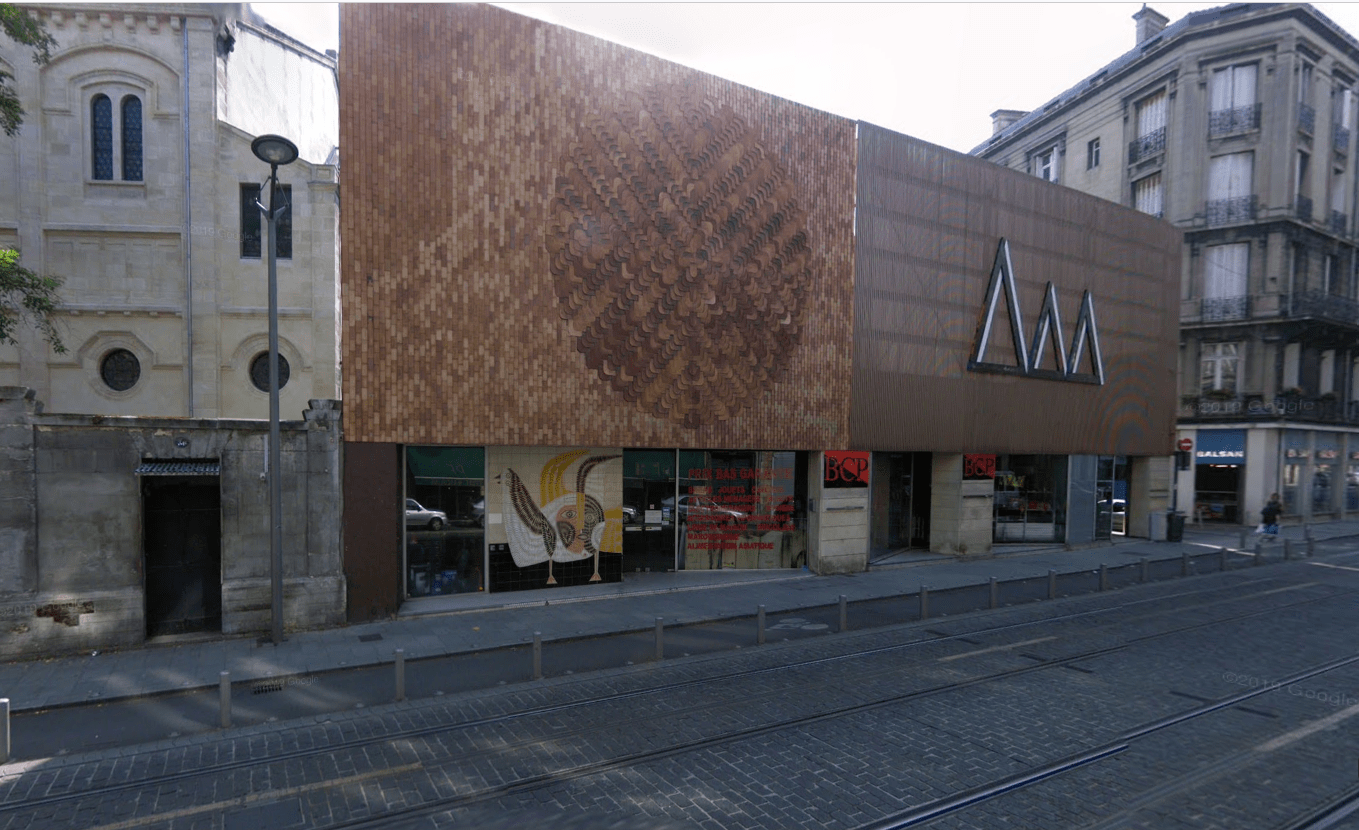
{"left": 144, "top": 478, "right": 222, "bottom": 636}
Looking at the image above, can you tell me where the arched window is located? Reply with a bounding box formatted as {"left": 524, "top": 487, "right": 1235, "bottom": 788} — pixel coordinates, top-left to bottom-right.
{"left": 121, "top": 95, "right": 142, "bottom": 182}
{"left": 91, "top": 94, "right": 113, "bottom": 180}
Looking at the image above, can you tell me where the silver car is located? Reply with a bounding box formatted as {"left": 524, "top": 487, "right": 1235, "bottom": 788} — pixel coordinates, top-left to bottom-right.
{"left": 405, "top": 498, "right": 446, "bottom": 530}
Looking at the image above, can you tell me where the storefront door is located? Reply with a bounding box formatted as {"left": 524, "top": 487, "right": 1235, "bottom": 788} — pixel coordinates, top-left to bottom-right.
{"left": 623, "top": 450, "right": 677, "bottom": 573}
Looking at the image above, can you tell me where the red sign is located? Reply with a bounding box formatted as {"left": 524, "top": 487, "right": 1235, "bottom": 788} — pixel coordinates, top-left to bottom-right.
{"left": 824, "top": 451, "right": 870, "bottom": 488}
{"left": 964, "top": 454, "right": 996, "bottom": 480}
{"left": 1178, "top": 438, "right": 1193, "bottom": 451}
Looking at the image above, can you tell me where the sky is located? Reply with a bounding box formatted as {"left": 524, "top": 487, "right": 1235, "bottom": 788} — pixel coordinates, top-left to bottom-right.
{"left": 250, "top": 2, "right": 1359, "bottom": 154}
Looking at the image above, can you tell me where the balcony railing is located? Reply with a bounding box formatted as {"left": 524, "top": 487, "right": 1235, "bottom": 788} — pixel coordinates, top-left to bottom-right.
{"left": 1331, "top": 210, "right": 1349, "bottom": 236}
{"left": 1209, "top": 103, "right": 1262, "bottom": 137}
{"left": 1180, "top": 393, "right": 1359, "bottom": 425}
{"left": 1206, "top": 195, "right": 1257, "bottom": 226}
{"left": 1336, "top": 124, "right": 1352, "bottom": 156}
{"left": 1300, "top": 103, "right": 1316, "bottom": 134}
{"left": 1201, "top": 295, "right": 1250, "bottom": 321}
{"left": 1296, "top": 194, "right": 1314, "bottom": 222}
{"left": 1128, "top": 126, "right": 1166, "bottom": 164}
{"left": 1282, "top": 289, "right": 1359, "bottom": 326}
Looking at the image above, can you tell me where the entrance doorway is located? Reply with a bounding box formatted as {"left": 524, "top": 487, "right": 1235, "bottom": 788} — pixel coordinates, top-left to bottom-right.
{"left": 622, "top": 449, "right": 676, "bottom": 573}
{"left": 143, "top": 476, "right": 222, "bottom": 637}
{"left": 1194, "top": 464, "right": 1242, "bottom": 523}
{"left": 870, "top": 452, "right": 932, "bottom": 555}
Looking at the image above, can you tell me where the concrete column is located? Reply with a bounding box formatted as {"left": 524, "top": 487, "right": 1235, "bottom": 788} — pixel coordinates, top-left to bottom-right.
{"left": 929, "top": 454, "right": 992, "bottom": 557}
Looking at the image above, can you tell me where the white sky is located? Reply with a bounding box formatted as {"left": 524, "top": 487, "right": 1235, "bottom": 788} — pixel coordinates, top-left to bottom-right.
{"left": 251, "top": 2, "right": 1359, "bottom": 154}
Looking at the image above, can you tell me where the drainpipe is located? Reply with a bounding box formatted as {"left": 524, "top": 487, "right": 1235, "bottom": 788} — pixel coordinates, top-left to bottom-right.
{"left": 182, "top": 16, "right": 193, "bottom": 417}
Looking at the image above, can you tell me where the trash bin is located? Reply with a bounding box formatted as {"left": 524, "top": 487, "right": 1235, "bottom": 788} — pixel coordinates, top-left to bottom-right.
{"left": 1166, "top": 511, "right": 1185, "bottom": 542}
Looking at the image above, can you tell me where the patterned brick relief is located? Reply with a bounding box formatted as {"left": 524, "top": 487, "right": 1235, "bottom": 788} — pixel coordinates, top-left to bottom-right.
{"left": 549, "top": 83, "right": 812, "bottom": 428}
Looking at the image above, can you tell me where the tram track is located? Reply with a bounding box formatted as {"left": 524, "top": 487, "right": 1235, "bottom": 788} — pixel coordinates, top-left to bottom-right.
{"left": 7, "top": 574, "right": 1352, "bottom": 830}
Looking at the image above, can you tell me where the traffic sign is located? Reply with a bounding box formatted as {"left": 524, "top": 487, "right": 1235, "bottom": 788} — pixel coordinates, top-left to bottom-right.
{"left": 1177, "top": 438, "right": 1193, "bottom": 451}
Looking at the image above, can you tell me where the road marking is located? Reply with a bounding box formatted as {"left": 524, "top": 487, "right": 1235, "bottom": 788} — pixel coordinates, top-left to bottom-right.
{"left": 1309, "top": 562, "right": 1359, "bottom": 573}
{"left": 83, "top": 761, "right": 424, "bottom": 830}
{"left": 1255, "top": 702, "right": 1359, "bottom": 753}
{"left": 938, "top": 636, "right": 1057, "bottom": 662}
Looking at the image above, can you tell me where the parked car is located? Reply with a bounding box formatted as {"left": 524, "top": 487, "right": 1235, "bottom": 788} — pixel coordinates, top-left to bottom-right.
{"left": 405, "top": 498, "right": 447, "bottom": 530}
{"left": 662, "top": 495, "right": 745, "bottom": 524}
{"left": 621, "top": 505, "right": 639, "bottom": 524}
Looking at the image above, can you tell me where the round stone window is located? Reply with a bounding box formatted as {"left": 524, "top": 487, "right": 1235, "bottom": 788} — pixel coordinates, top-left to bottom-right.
{"left": 99, "top": 349, "right": 140, "bottom": 391}
{"left": 249, "top": 352, "right": 290, "bottom": 392}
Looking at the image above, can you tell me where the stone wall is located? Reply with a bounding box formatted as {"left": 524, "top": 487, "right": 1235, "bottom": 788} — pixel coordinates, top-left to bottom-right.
{"left": 0, "top": 387, "right": 344, "bottom": 659}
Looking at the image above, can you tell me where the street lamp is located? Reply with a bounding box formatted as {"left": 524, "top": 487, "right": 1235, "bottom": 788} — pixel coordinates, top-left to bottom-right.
{"left": 251, "top": 133, "right": 298, "bottom": 645}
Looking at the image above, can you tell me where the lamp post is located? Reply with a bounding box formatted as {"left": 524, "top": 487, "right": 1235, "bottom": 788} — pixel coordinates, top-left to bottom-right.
{"left": 251, "top": 134, "right": 298, "bottom": 645}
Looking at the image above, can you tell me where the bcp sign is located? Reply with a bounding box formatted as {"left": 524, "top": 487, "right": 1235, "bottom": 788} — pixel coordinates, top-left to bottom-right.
{"left": 825, "top": 451, "right": 870, "bottom": 488}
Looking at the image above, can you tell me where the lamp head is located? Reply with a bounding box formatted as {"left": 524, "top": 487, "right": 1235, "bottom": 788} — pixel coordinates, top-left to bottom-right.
{"left": 251, "top": 134, "right": 299, "bottom": 166}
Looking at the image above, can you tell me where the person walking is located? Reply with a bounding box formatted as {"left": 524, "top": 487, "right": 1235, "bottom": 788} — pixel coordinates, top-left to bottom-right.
{"left": 1260, "top": 492, "right": 1282, "bottom": 538}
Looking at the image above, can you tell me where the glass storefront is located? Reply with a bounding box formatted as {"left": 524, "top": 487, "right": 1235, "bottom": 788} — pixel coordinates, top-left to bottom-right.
{"left": 1283, "top": 430, "right": 1308, "bottom": 515}
{"left": 676, "top": 450, "right": 809, "bottom": 570}
{"left": 1314, "top": 434, "right": 1339, "bottom": 514}
{"left": 869, "top": 452, "right": 931, "bottom": 555}
{"left": 993, "top": 454, "right": 1068, "bottom": 542}
{"left": 622, "top": 449, "right": 677, "bottom": 573}
{"left": 404, "top": 446, "right": 485, "bottom": 597}
{"left": 1095, "top": 455, "right": 1129, "bottom": 539}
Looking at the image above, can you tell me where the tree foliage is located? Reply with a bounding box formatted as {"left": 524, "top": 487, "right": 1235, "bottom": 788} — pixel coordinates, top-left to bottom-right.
{"left": 0, "top": 248, "right": 65, "bottom": 353}
{"left": 1, "top": 3, "right": 56, "bottom": 137}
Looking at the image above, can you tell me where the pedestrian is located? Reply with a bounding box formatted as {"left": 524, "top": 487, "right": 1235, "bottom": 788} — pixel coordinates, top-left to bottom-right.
{"left": 1259, "top": 492, "right": 1282, "bottom": 538}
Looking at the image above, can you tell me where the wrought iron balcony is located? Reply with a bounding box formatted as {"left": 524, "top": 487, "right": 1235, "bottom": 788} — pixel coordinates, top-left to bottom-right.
{"left": 1331, "top": 210, "right": 1349, "bottom": 236}
{"left": 1282, "top": 289, "right": 1359, "bottom": 326}
{"left": 1300, "top": 103, "right": 1316, "bottom": 134}
{"left": 1208, "top": 103, "right": 1262, "bottom": 137}
{"left": 1128, "top": 127, "right": 1166, "bottom": 164}
{"left": 1296, "top": 194, "right": 1314, "bottom": 222}
{"left": 1201, "top": 295, "right": 1250, "bottom": 321}
{"left": 1206, "top": 195, "right": 1257, "bottom": 226}
{"left": 1336, "top": 124, "right": 1351, "bottom": 156}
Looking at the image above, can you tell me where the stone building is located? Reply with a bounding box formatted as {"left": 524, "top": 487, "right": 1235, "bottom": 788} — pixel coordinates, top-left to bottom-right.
{"left": 0, "top": 5, "right": 343, "bottom": 656}
{"left": 973, "top": 3, "right": 1359, "bottom": 527}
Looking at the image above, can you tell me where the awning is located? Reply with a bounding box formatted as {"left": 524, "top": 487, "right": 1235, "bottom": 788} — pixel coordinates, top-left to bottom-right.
{"left": 135, "top": 460, "right": 221, "bottom": 476}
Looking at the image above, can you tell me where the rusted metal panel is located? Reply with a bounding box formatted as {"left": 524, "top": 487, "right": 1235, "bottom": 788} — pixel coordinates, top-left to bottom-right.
{"left": 850, "top": 124, "right": 1180, "bottom": 455}
{"left": 342, "top": 442, "right": 401, "bottom": 621}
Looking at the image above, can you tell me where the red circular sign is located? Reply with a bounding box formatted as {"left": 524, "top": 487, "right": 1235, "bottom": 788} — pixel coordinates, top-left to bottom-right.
{"left": 1177, "top": 438, "right": 1193, "bottom": 451}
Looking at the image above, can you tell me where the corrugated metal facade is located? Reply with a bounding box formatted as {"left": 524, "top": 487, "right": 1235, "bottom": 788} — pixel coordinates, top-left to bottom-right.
{"left": 849, "top": 125, "right": 1180, "bottom": 455}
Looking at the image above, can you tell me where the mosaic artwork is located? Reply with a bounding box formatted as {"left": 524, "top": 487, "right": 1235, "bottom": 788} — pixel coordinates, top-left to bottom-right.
{"left": 548, "top": 83, "right": 813, "bottom": 428}
{"left": 501, "top": 450, "right": 623, "bottom": 584}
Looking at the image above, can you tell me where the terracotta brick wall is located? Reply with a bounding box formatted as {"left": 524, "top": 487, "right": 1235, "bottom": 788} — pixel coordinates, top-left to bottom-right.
{"left": 340, "top": 4, "right": 856, "bottom": 450}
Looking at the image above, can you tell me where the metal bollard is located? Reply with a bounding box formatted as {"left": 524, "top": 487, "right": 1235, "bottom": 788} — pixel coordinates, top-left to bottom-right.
{"left": 532, "top": 632, "right": 542, "bottom": 680}
{"left": 1099, "top": 563, "right": 1108, "bottom": 591}
{"left": 839, "top": 595, "right": 848, "bottom": 633}
{"left": 1253, "top": 538, "right": 1262, "bottom": 564}
{"left": 655, "top": 617, "right": 664, "bottom": 661}
{"left": 1305, "top": 524, "right": 1314, "bottom": 541}
{"left": 1181, "top": 552, "right": 1190, "bottom": 576}
{"left": 1239, "top": 528, "right": 1248, "bottom": 550}
{"left": 1284, "top": 539, "right": 1293, "bottom": 560}
{"left": 757, "top": 606, "right": 765, "bottom": 645}
{"left": 394, "top": 648, "right": 405, "bottom": 702}
{"left": 989, "top": 576, "right": 998, "bottom": 610}
{"left": 1307, "top": 537, "right": 1315, "bottom": 558}
{"left": 920, "top": 585, "right": 930, "bottom": 620}
{"left": 0, "top": 699, "right": 8, "bottom": 764}
{"left": 1140, "top": 558, "right": 1148, "bottom": 583}
{"left": 1220, "top": 547, "right": 1229, "bottom": 571}
{"left": 1048, "top": 570, "right": 1057, "bottom": 600}
{"left": 219, "top": 671, "right": 231, "bottom": 728}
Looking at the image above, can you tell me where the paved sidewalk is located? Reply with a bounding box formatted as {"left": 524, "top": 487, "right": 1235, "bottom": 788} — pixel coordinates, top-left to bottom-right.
{"left": 3, "top": 520, "right": 1356, "bottom": 713}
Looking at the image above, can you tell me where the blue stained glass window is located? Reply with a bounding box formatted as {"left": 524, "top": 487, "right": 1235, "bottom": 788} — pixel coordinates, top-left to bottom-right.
{"left": 121, "top": 96, "right": 142, "bottom": 181}
{"left": 91, "top": 95, "right": 113, "bottom": 180}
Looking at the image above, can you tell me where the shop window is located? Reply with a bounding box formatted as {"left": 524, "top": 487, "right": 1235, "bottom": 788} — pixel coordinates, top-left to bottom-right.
{"left": 993, "top": 455, "right": 1068, "bottom": 543}
{"left": 676, "top": 450, "right": 808, "bottom": 570}
{"left": 1313, "top": 464, "right": 1334, "bottom": 512}
{"left": 1200, "top": 342, "right": 1240, "bottom": 394}
{"left": 404, "top": 447, "right": 485, "bottom": 597}
{"left": 240, "top": 183, "right": 292, "bottom": 259}
{"left": 1347, "top": 456, "right": 1359, "bottom": 510}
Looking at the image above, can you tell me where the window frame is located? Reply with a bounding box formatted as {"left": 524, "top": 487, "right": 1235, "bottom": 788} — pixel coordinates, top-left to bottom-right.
{"left": 1087, "top": 137, "right": 1100, "bottom": 169}
{"left": 87, "top": 88, "right": 144, "bottom": 184}
{"left": 1200, "top": 342, "right": 1241, "bottom": 395}
{"left": 240, "top": 182, "right": 293, "bottom": 260}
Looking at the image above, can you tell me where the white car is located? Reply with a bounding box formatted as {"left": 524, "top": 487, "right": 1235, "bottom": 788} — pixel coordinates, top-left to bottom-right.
{"left": 405, "top": 498, "right": 446, "bottom": 530}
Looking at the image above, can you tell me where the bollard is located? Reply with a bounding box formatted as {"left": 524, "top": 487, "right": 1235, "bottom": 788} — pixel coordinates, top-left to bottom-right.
{"left": 1099, "top": 563, "right": 1108, "bottom": 591}
{"left": 1220, "top": 547, "right": 1229, "bottom": 571}
{"left": 989, "top": 576, "right": 998, "bottom": 610}
{"left": 394, "top": 648, "right": 406, "bottom": 702}
{"left": 1181, "top": 552, "right": 1190, "bottom": 577}
{"left": 1140, "top": 557, "right": 1148, "bottom": 583}
{"left": 0, "top": 699, "right": 9, "bottom": 764}
{"left": 1305, "top": 524, "right": 1314, "bottom": 541}
{"left": 532, "top": 632, "right": 542, "bottom": 680}
{"left": 219, "top": 671, "right": 231, "bottom": 729}
{"left": 1048, "top": 570, "right": 1057, "bottom": 600}
{"left": 1307, "top": 537, "right": 1315, "bottom": 558}
{"left": 655, "top": 617, "right": 664, "bottom": 661}
{"left": 1284, "top": 539, "right": 1293, "bottom": 560}
{"left": 757, "top": 606, "right": 765, "bottom": 645}
{"left": 1239, "top": 528, "right": 1248, "bottom": 550}
{"left": 1253, "top": 538, "right": 1262, "bottom": 565}
{"left": 839, "top": 595, "right": 848, "bottom": 633}
{"left": 919, "top": 586, "right": 930, "bottom": 620}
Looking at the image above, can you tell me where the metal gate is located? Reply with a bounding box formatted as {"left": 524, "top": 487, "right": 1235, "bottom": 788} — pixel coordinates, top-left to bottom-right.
{"left": 143, "top": 475, "right": 222, "bottom": 637}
